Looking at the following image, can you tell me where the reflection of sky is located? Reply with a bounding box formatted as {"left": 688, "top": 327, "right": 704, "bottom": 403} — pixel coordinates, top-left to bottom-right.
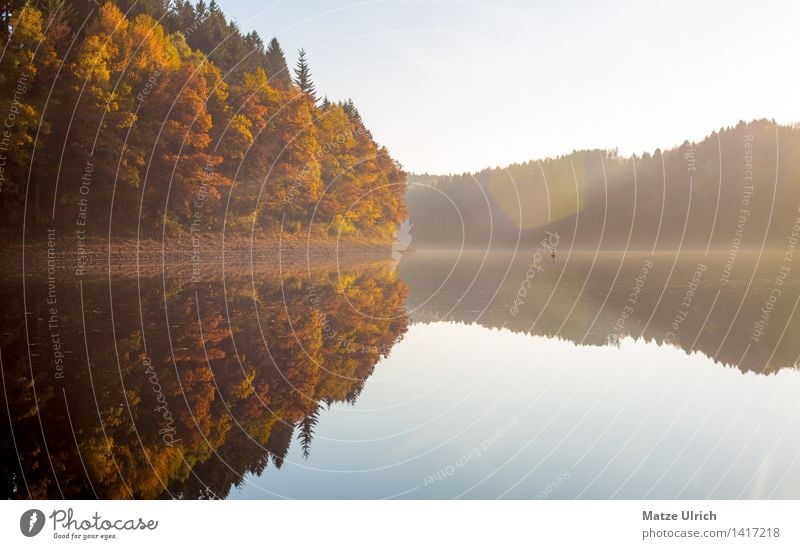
{"left": 234, "top": 321, "right": 800, "bottom": 499}
{"left": 217, "top": 0, "right": 800, "bottom": 173}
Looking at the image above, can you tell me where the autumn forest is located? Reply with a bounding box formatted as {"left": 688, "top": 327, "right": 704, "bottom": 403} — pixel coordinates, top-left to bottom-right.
{"left": 0, "top": 0, "right": 406, "bottom": 242}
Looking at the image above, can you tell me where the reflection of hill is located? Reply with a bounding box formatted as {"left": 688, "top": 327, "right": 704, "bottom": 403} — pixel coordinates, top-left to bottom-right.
{"left": 0, "top": 264, "right": 407, "bottom": 499}
{"left": 400, "top": 251, "right": 800, "bottom": 375}
{"left": 407, "top": 120, "right": 800, "bottom": 251}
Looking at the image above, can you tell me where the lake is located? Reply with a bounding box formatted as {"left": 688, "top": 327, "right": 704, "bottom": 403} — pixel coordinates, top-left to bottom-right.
{"left": 2, "top": 250, "right": 799, "bottom": 498}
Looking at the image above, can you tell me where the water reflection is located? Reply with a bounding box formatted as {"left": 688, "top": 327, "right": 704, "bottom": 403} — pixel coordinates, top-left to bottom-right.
{"left": 0, "top": 265, "right": 408, "bottom": 498}
{"left": 242, "top": 322, "right": 800, "bottom": 499}
{"left": 400, "top": 250, "right": 800, "bottom": 374}
{"left": 236, "top": 251, "right": 800, "bottom": 498}
{"left": 3, "top": 249, "right": 800, "bottom": 499}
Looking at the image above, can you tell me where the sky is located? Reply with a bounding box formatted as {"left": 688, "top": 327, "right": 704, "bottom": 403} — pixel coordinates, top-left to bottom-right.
{"left": 217, "top": 0, "right": 800, "bottom": 175}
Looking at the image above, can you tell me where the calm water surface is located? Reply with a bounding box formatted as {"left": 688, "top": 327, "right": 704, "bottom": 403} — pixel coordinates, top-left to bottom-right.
{"left": 238, "top": 251, "right": 800, "bottom": 498}
{"left": 3, "top": 251, "right": 799, "bottom": 498}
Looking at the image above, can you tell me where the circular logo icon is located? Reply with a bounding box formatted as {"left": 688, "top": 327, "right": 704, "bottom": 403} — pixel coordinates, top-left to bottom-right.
{"left": 20, "top": 509, "right": 45, "bottom": 537}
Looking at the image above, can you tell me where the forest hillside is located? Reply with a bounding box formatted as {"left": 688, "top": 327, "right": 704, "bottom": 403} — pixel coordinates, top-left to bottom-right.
{"left": 407, "top": 120, "right": 799, "bottom": 252}
{"left": 0, "top": 1, "right": 406, "bottom": 244}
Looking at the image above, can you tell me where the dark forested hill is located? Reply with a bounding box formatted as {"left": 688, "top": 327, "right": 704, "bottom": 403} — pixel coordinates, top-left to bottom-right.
{"left": 407, "top": 119, "right": 800, "bottom": 252}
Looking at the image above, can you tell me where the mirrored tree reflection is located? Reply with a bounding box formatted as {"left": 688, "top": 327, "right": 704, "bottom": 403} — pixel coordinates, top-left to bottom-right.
{"left": 0, "top": 264, "right": 408, "bottom": 499}
{"left": 401, "top": 252, "right": 800, "bottom": 375}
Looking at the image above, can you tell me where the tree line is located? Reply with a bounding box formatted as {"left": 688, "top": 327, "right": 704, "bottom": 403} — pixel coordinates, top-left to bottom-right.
{"left": 0, "top": 1, "right": 406, "bottom": 240}
{"left": 406, "top": 119, "right": 800, "bottom": 251}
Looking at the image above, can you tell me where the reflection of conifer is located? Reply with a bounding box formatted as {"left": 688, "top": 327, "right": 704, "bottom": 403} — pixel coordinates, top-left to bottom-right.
{"left": 266, "top": 421, "right": 295, "bottom": 469}
{"left": 298, "top": 406, "right": 320, "bottom": 459}
{"left": 248, "top": 453, "right": 270, "bottom": 478}
{"left": 345, "top": 379, "right": 366, "bottom": 405}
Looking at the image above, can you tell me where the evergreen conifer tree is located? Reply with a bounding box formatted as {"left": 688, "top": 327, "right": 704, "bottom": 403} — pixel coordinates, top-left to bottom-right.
{"left": 293, "top": 47, "right": 317, "bottom": 101}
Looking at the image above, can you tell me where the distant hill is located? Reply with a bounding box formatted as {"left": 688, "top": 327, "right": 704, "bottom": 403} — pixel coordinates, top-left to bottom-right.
{"left": 406, "top": 119, "right": 800, "bottom": 251}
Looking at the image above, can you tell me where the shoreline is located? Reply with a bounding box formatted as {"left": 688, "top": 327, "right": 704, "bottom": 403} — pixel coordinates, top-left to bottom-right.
{"left": 0, "top": 233, "right": 394, "bottom": 279}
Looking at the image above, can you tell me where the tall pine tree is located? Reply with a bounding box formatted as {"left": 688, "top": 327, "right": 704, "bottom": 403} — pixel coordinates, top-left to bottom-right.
{"left": 265, "top": 36, "right": 291, "bottom": 87}
{"left": 293, "top": 47, "right": 317, "bottom": 102}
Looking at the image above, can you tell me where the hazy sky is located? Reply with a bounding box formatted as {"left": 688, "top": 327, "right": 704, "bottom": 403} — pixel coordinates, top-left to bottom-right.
{"left": 217, "top": 0, "right": 800, "bottom": 174}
